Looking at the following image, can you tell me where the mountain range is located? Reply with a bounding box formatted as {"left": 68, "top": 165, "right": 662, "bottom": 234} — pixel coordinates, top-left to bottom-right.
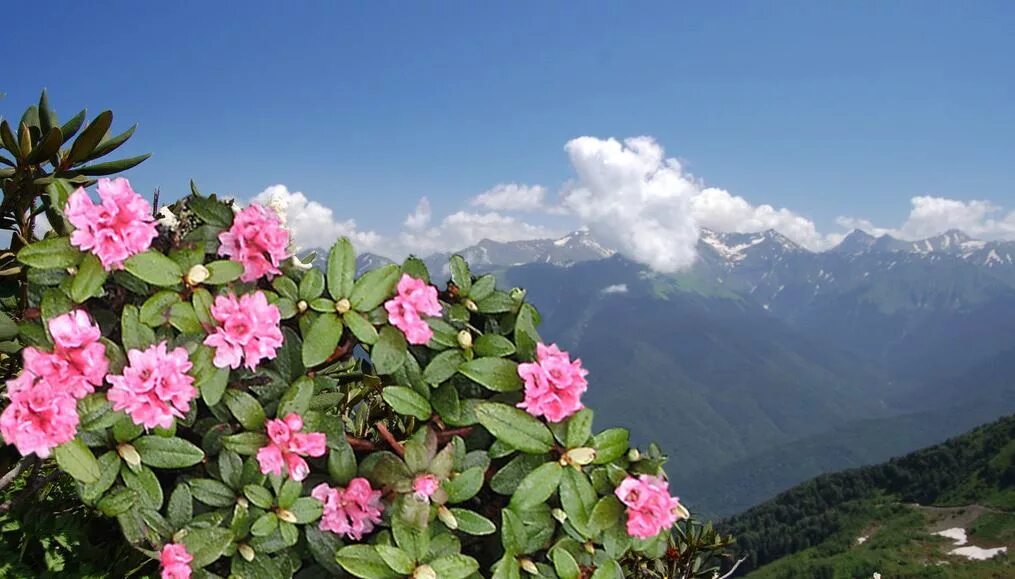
{"left": 310, "top": 227, "right": 1015, "bottom": 517}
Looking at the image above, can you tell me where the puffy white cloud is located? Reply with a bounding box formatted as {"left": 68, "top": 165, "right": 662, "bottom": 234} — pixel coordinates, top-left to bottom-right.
{"left": 470, "top": 183, "right": 547, "bottom": 211}
{"left": 398, "top": 210, "right": 558, "bottom": 257}
{"left": 837, "top": 196, "right": 1015, "bottom": 241}
{"left": 562, "top": 136, "right": 700, "bottom": 273}
{"left": 251, "top": 184, "right": 383, "bottom": 252}
{"left": 691, "top": 187, "right": 842, "bottom": 251}
{"left": 601, "top": 284, "right": 628, "bottom": 294}
{"left": 404, "top": 197, "right": 432, "bottom": 230}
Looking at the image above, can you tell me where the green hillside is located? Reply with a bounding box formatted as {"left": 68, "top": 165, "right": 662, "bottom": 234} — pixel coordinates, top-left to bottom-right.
{"left": 721, "top": 415, "right": 1014, "bottom": 577}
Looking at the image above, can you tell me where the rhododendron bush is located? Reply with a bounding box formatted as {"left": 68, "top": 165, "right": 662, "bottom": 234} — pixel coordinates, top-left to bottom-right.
{"left": 0, "top": 93, "right": 735, "bottom": 578}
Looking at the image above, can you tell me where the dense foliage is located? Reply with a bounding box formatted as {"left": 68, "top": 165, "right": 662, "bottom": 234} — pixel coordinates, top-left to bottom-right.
{"left": 0, "top": 92, "right": 738, "bottom": 578}
{"left": 723, "top": 414, "right": 1015, "bottom": 574}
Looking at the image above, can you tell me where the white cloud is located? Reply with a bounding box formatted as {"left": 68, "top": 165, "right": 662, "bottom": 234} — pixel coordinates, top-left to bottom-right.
{"left": 562, "top": 136, "right": 700, "bottom": 273}
{"left": 398, "top": 210, "right": 558, "bottom": 257}
{"left": 251, "top": 184, "right": 383, "bottom": 252}
{"left": 404, "top": 197, "right": 432, "bottom": 230}
{"left": 601, "top": 284, "right": 628, "bottom": 294}
{"left": 837, "top": 196, "right": 1015, "bottom": 241}
{"left": 471, "top": 183, "right": 547, "bottom": 211}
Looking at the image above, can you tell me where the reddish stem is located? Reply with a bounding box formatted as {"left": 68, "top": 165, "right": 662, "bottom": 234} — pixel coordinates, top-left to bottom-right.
{"left": 345, "top": 435, "right": 376, "bottom": 451}
{"left": 375, "top": 422, "right": 404, "bottom": 457}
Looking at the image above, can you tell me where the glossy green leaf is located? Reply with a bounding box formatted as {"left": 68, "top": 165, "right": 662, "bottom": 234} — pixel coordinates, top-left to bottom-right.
{"left": 459, "top": 357, "right": 521, "bottom": 392}
{"left": 223, "top": 390, "right": 266, "bottom": 430}
{"left": 134, "top": 435, "right": 205, "bottom": 468}
{"left": 302, "top": 312, "right": 343, "bottom": 367}
{"left": 54, "top": 438, "right": 100, "bottom": 483}
{"left": 476, "top": 403, "right": 553, "bottom": 454}
{"left": 381, "top": 386, "right": 431, "bottom": 420}
{"left": 17, "top": 236, "right": 82, "bottom": 269}
{"left": 509, "top": 461, "right": 562, "bottom": 509}
{"left": 372, "top": 326, "right": 407, "bottom": 375}
{"left": 124, "top": 250, "right": 183, "bottom": 287}
{"left": 349, "top": 264, "right": 399, "bottom": 312}
{"left": 327, "top": 237, "right": 356, "bottom": 299}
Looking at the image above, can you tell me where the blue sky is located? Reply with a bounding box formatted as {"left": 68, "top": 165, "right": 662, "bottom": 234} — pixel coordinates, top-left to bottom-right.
{"left": 4, "top": 1, "right": 1015, "bottom": 261}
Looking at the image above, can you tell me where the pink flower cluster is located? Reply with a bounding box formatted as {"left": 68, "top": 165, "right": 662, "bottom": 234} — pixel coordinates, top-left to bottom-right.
{"left": 65, "top": 178, "right": 158, "bottom": 270}
{"left": 412, "top": 473, "right": 440, "bottom": 501}
{"left": 614, "top": 474, "right": 685, "bottom": 539}
{"left": 218, "top": 204, "right": 291, "bottom": 282}
{"left": 384, "top": 274, "right": 442, "bottom": 345}
{"left": 0, "top": 311, "right": 108, "bottom": 457}
{"left": 516, "top": 342, "right": 588, "bottom": 423}
{"left": 312, "top": 478, "right": 384, "bottom": 540}
{"left": 160, "top": 543, "right": 192, "bottom": 579}
{"left": 256, "top": 413, "right": 326, "bottom": 481}
{"left": 204, "top": 292, "right": 283, "bottom": 370}
{"left": 107, "top": 342, "right": 197, "bottom": 429}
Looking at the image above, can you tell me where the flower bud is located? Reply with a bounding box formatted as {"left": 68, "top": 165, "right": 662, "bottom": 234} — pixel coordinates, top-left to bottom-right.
{"left": 297, "top": 300, "right": 309, "bottom": 313}
{"left": 584, "top": 541, "right": 596, "bottom": 554}
{"left": 510, "top": 287, "right": 526, "bottom": 302}
{"left": 437, "top": 505, "right": 458, "bottom": 530}
{"left": 335, "top": 298, "right": 351, "bottom": 314}
{"left": 118, "top": 443, "right": 141, "bottom": 468}
{"left": 238, "top": 544, "right": 255, "bottom": 562}
{"left": 457, "top": 330, "right": 473, "bottom": 350}
{"left": 520, "top": 559, "right": 539, "bottom": 574}
{"left": 172, "top": 529, "right": 188, "bottom": 544}
{"left": 66, "top": 266, "right": 78, "bottom": 276}
{"left": 236, "top": 496, "right": 249, "bottom": 509}
{"left": 463, "top": 299, "right": 478, "bottom": 312}
{"left": 564, "top": 447, "right": 597, "bottom": 466}
{"left": 551, "top": 508, "right": 568, "bottom": 523}
{"left": 674, "top": 502, "right": 690, "bottom": 520}
{"left": 412, "top": 564, "right": 437, "bottom": 579}
{"left": 186, "top": 264, "right": 210, "bottom": 285}
{"left": 277, "top": 509, "right": 297, "bottom": 524}
{"left": 627, "top": 448, "right": 641, "bottom": 462}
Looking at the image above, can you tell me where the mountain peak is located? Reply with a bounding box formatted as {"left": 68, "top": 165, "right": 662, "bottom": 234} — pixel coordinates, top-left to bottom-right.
{"left": 831, "top": 229, "right": 878, "bottom": 255}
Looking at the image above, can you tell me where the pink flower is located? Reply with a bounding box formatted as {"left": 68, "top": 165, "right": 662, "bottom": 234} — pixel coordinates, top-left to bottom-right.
{"left": 384, "top": 274, "right": 442, "bottom": 345}
{"left": 218, "top": 204, "right": 291, "bottom": 282}
{"left": 45, "top": 311, "right": 108, "bottom": 395}
{"left": 412, "top": 473, "right": 440, "bottom": 501}
{"left": 65, "top": 178, "right": 158, "bottom": 270}
{"left": 614, "top": 475, "right": 685, "bottom": 539}
{"left": 0, "top": 372, "right": 79, "bottom": 458}
{"left": 516, "top": 343, "right": 588, "bottom": 423}
{"left": 49, "top": 309, "right": 101, "bottom": 350}
{"left": 106, "top": 342, "right": 197, "bottom": 430}
{"left": 256, "top": 413, "right": 326, "bottom": 481}
{"left": 160, "top": 543, "right": 192, "bottom": 579}
{"left": 312, "top": 478, "right": 384, "bottom": 540}
{"left": 203, "top": 292, "right": 283, "bottom": 370}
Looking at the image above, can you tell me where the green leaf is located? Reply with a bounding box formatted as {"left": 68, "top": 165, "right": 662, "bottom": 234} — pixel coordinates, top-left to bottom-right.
{"left": 189, "top": 195, "right": 234, "bottom": 228}
{"left": 68, "top": 110, "right": 112, "bottom": 163}
{"left": 289, "top": 496, "right": 324, "bottom": 524}
{"left": 17, "top": 236, "right": 81, "bottom": 269}
{"left": 327, "top": 237, "right": 356, "bottom": 299}
{"left": 473, "top": 334, "right": 516, "bottom": 358}
{"left": 81, "top": 452, "right": 121, "bottom": 503}
{"left": 449, "top": 255, "right": 471, "bottom": 295}
{"left": 443, "top": 466, "right": 484, "bottom": 503}
{"left": 133, "top": 435, "right": 205, "bottom": 468}
{"left": 124, "top": 250, "right": 183, "bottom": 287}
{"left": 552, "top": 548, "right": 581, "bottom": 579}
{"left": 372, "top": 326, "right": 407, "bottom": 375}
{"left": 336, "top": 544, "right": 400, "bottom": 579}
{"left": 401, "top": 256, "right": 430, "bottom": 284}
{"left": 477, "top": 291, "right": 515, "bottom": 314}
{"left": 191, "top": 345, "right": 228, "bottom": 406}
{"left": 167, "top": 484, "right": 193, "bottom": 529}
{"left": 181, "top": 526, "right": 233, "bottom": 568}
{"left": 272, "top": 276, "right": 299, "bottom": 301}
{"left": 60, "top": 109, "right": 86, "bottom": 141}
{"left": 122, "top": 465, "right": 164, "bottom": 510}
{"left": 566, "top": 409, "right": 594, "bottom": 449}
{"left": 328, "top": 442, "right": 358, "bottom": 486}
{"left": 97, "top": 487, "right": 138, "bottom": 516}
{"left": 192, "top": 288, "right": 214, "bottom": 327}
{"left": 590, "top": 559, "right": 622, "bottom": 579}
{"left": 423, "top": 349, "right": 465, "bottom": 385}
{"left": 492, "top": 556, "right": 521, "bottom": 579}
{"left": 277, "top": 477, "right": 302, "bottom": 508}
{"left": 251, "top": 512, "right": 279, "bottom": 537}
{"left": 27, "top": 126, "right": 62, "bottom": 164}
{"left": 169, "top": 302, "right": 202, "bottom": 334}
{"left": 302, "top": 312, "right": 343, "bottom": 367}
{"left": 450, "top": 508, "right": 496, "bottom": 535}
{"left": 501, "top": 508, "right": 527, "bottom": 555}
{"left": 204, "top": 260, "right": 243, "bottom": 284}
{"left": 223, "top": 432, "right": 268, "bottom": 455}
{"left": 140, "top": 290, "right": 180, "bottom": 326}
{"left": 54, "top": 438, "right": 100, "bottom": 483}
{"left": 589, "top": 495, "right": 624, "bottom": 534}
{"left": 476, "top": 403, "right": 553, "bottom": 454}
{"left": 392, "top": 517, "right": 430, "bottom": 562}
{"left": 375, "top": 545, "right": 415, "bottom": 575}
{"left": 218, "top": 450, "right": 244, "bottom": 489}
{"left": 243, "top": 484, "right": 275, "bottom": 509}
{"left": 509, "top": 461, "right": 562, "bottom": 510}
{"left": 0, "top": 311, "right": 18, "bottom": 341}
{"left": 344, "top": 310, "right": 379, "bottom": 344}
{"left": 349, "top": 264, "right": 399, "bottom": 312}
{"left": 514, "top": 304, "right": 540, "bottom": 360}
{"left": 223, "top": 390, "right": 266, "bottom": 430}
{"left": 459, "top": 358, "right": 521, "bottom": 392}
{"left": 190, "top": 478, "right": 236, "bottom": 507}
{"left": 430, "top": 555, "right": 480, "bottom": 579}
{"left": 84, "top": 123, "right": 136, "bottom": 161}
{"left": 592, "top": 428, "right": 630, "bottom": 464}
{"left": 74, "top": 153, "right": 151, "bottom": 176}
{"left": 306, "top": 525, "right": 346, "bottom": 574}
{"left": 381, "top": 386, "right": 431, "bottom": 420}
{"left": 278, "top": 376, "right": 314, "bottom": 417}
{"left": 120, "top": 305, "right": 156, "bottom": 351}
{"left": 559, "top": 468, "right": 597, "bottom": 537}
{"left": 299, "top": 268, "right": 326, "bottom": 300}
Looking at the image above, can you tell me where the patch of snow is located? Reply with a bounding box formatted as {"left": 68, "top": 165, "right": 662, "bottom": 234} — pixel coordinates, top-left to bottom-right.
{"left": 701, "top": 231, "right": 765, "bottom": 263}
{"left": 949, "top": 546, "right": 1007, "bottom": 560}
{"left": 984, "top": 249, "right": 1002, "bottom": 266}
{"left": 553, "top": 234, "right": 572, "bottom": 247}
{"left": 601, "top": 284, "right": 628, "bottom": 294}
{"left": 935, "top": 527, "right": 968, "bottom": 545}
